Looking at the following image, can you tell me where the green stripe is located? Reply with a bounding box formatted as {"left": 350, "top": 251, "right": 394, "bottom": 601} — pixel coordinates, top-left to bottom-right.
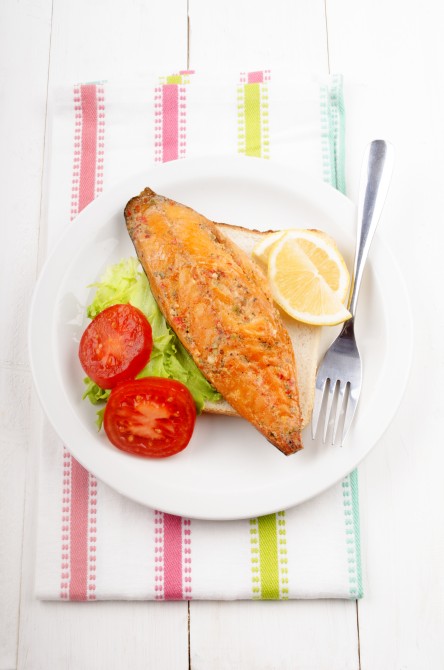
{"left": 326, "top": 86, "right": 338, "bottom": 188}
{"left": 244, "top": 83, "right": 262, "bottom": 157}
{"left": 328, "top": 74, "right": 346, "bottom": 194}
{"left": 257, "top": 514, "right": 280, "bottom": 599}
{"left": 341, "top": 472, "right": 364, "bottom": 598}
{"left": 349, "top": 469, "right": 363, "bottom": 597}
{"left": 332, "top": 74, "right": 346, "bottom": 194}
{"left": 320, "top": 75, "right": 346, "bottom": 192}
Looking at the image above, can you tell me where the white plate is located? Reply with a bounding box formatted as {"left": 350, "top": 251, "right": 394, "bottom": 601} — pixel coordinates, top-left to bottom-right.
{"left": 29, "top": 156, "right": 412, "bottom": 520}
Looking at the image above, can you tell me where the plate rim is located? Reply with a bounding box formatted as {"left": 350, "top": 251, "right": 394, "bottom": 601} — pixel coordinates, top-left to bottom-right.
{"left": 29, "top": 155, "right": 413, "bottom": 520}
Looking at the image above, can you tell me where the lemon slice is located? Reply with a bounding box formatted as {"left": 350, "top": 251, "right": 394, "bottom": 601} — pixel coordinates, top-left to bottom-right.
{"left": 267, "top": 229, "right": 351, "bottom": 326}
{"left": 253, "top": 228, "right": 340, "bottom": 267}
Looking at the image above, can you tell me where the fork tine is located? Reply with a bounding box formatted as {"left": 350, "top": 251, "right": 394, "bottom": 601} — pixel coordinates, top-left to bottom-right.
{"left": 323, "top": 379, "right": 338, "bottom": 443}
{"left": 311, "top": 377, "right": 327, "bottom": 439}
{"left": 339, "top": 385, "right": 359, "bottom": 446}
{"left": 332, "top": 381, "right": 349, "bottom": 445}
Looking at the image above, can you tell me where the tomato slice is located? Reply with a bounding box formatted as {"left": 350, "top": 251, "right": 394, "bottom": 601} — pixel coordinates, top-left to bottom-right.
{"left": 103, "top": 378, "right": 196, "bottom": 458}
{"left": 79, "top": 304, "right": 153, "bottom": 389}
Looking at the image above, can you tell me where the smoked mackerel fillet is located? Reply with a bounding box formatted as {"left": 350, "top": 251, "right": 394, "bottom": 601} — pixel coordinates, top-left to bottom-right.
{"left": 124, "top": 188, "right": 303, "bottom": 455}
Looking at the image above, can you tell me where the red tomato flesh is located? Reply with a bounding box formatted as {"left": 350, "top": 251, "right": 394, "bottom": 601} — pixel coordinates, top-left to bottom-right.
{"left": 103, "top": 378, "right": 196, "bottom": 458}
{"left": 79, "top": 304, "right": 153, "bottom": 389}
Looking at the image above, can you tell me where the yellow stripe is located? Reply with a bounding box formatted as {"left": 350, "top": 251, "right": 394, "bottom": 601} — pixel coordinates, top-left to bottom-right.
{"left": 257, "top": 514, "right": 280, "bottom": 599}
{"left": 244, "top": 83, "right": 262, "bottom": 157}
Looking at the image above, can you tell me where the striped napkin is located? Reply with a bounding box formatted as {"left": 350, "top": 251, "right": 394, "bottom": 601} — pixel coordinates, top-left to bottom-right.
{"left": 35, "top": 70, "right": 363, "bottom": 601}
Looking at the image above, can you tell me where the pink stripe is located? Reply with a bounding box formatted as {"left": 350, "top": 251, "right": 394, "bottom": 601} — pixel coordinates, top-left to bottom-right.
{"left": 68, "top": 458, "right": 89, "bottom": 601}
{"left": 78, "top": 84, "right": 98, "bottom": 211}
{"left": 62, "top": 83, "right": 103, "bottom": 601}
{"left": 163, "top": 514, "right": 183, "bottom": 599}
{"left": 161, "top": 85, "right": 179, "bottom": 162}
{"left": 248, "top": 71, "right": 264, "bottom": 83}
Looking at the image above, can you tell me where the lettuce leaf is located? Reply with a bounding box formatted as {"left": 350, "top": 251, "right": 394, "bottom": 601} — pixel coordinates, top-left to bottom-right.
{"left": 82, "top": 257, "right": 221, "bottom": 427}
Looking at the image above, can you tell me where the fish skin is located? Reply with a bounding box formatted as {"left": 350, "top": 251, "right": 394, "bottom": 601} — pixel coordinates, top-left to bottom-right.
{"left": 124, "top": 188, "right": 303, "bottom": 455}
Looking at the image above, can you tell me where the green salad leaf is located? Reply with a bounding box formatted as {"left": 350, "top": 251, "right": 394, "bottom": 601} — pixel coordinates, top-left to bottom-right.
{"left": 82, "top": 257, "right": 221, "bottom": 427}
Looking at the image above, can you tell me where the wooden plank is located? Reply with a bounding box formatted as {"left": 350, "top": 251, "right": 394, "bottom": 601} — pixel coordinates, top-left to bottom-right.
{"left": 16, "top": 1, "right": 190, "bottom": 669}
{"left": 0, "top": 0, "right": 52, "bottom": 368}
{"left": 190, "top": 600, "right": 359, "bottom": 670}
{"left": 188, "top": 0, "right": 328, "bottom": 72}
{"left": 0, "top": 433, "right": 28, "bottom": 670}
{"left": 0, "top": 371, "right": 33, "bottom": 665}
{"left": 326, "top": 0, "right": 444, "bottom": 667}
{"left": 49, "top": 0, "right": 189, "bottom": 84}
{"left": 0, "top": 0, "right": 52, "bottom": 667}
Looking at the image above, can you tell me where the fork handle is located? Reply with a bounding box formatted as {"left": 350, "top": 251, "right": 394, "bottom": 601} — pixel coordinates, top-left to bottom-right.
{"left": 348, "top": 140, "right": 395, "bottom": 317}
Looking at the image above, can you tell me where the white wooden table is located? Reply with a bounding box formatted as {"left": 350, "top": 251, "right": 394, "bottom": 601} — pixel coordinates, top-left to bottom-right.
{"left": 1, "top": 1, "right": 443, "bottom": 668}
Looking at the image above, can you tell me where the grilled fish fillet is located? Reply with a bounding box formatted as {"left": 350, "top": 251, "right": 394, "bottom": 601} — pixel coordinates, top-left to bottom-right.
{"left": 124, "top": 188, "right": 303, "bottom": 455}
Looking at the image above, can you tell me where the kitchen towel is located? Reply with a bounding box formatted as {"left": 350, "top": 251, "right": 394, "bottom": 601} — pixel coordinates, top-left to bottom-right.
{"left": 35, "top": 70, "right": 363, "bottom": 600}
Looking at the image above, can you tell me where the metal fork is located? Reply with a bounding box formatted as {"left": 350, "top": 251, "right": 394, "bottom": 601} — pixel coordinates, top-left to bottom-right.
{"left": 311, "top": 139, "right": 395, "bottom": 445}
